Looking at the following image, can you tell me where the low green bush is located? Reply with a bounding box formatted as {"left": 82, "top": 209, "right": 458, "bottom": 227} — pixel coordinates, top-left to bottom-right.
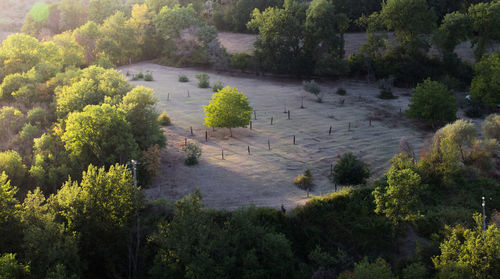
{"left": 183, "top": 142, "right": 202, "bottom": 165}
{"left": 195, "top": 73, "right": 210, "bottom": 88}
{"left": 178, "top": 75, "right": 189, "bottom": 82}
{"left": 212, "top": 80, "right": 224, "bottom": 92}
{"left": 144, "top": 71, "right": 153, "bottom": 81}
{"left": 158, "top": 111, "right": 171, "bottom": 126}
{"left": 336, "top": 88, "right": 347, "bottom": 95}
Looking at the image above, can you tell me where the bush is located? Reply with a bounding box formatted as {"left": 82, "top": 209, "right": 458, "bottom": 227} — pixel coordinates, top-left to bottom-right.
{"left": 195, "top": 73, "right": 210, "bottom": 88}
{"left": 333, "top": 152, "right": 370, "bottom": 186}
{"left": 27, "top": 107, "right": 50, "bottom": 127}
{"left": 230, "top": 52, "right": 252, "bottom": 70}
{"left": 303, "top": 80, "right": 322, "bottom": 102}
{"left": 178, "top": 75, "right": 189, "bottom": 82}
{"left": 183, "top": 142, "right": 201, "bottom": 165}
{"left": 158, "top": 111, "right": 171, "bottom": 126}
{"left": 136, "top": 72, "right": 144, "bottom": 79}
{"left": 294, "top": 169, "right": 313, "bottom": 197}
{"left": 465, "top": 98, "right": 486, "bottom": 118}
{"left": 378, "top": 87, "right": 397, "bottom": 99}
{"left": 406, "top": 79, "right": 456, "bottom": 127}
{"left": 483, "top": 114, "right": 500, "bottom": 141}
{"left": 144, "top": 71, "right": 153, "bottom": 81}
{"left": 212, "top": 80, "right": 224, "bottom": 92}
{"left": 336, "top": 87, "right": 347, "bottom": 95}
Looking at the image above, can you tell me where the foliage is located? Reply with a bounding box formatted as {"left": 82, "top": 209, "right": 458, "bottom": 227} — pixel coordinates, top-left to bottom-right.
{"left": 178, "top": 75, "right": 189, "bottom": 82}
{"left": 470, "top": 53, "right": 500, "bottom": 107}
{"left": 230, "top": 52, "right": 252, "bottom": 70}
{"left": 183, "top": 142, "right": 201, "bottom": 166}
{"left": 433, "top": 214, "right": 500, "bottom": 278}
{"left": 336, "top": 88, "right": 347, "bottom": 95}
{"left": 120, "top": 86, "right": 166, "bottom": 150}
{"left": 0, "top": 151, "right": 25, "bottom": 187}
{"left": 338, "top": 257, "right": 395, "bottom": 279}
{"left": 0, "top": 172, "right": 21, "bottom": 253}
{"left": 434, "top": 12, "right": 471, "bottom": 55}
{"left": 468, "top": 0, "right": 500, "bottom": 59}
{"left": 62, "top": 104, "right": 139, "bottom": 170}
{"left": 212, "top": 80, "right": 224, "bottom": 92}
{"left": 0, "top": 253, "right": 29, "bottom": 279}
{"left": 141, "top": 144, "right": 162, "bottom": 182}
{"left": 158, "top": 111, "right": 171, "bottom": 126}
{"left": 195, "top": 73, "right": 210, "bottom": 88}
{"left": 294, "top": 169, "right": 313, "bottom": 197}
{"left": 204, "top": 86, "right": 252, "bottom": 136}
{"left": 406, "top": 79, "right": 456, "bottom": 127}
{"left": 303, "top": 80, "right": 322, "bottom": 102}
{"left": 483, "top": 114, "right": 500, "bottom": 141}
{"left": 0, "top": 106, "right": 25, "bottom": 144}
{"left": 333, "top": 153, "right": 370, "bottom": 185}
{"left": 144, "top": 72, "right": 154, "bottom": 81}
{"left": 27, "top": 107, "right": 51, "bottom": 128}
{"left": 373, "top": 154, "right": 424, "bottom": 225}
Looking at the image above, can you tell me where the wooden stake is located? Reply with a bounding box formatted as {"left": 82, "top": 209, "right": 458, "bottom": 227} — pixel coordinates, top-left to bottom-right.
{"left": 301, "top": 96, "right": 304, "bottom": 109}
{"left": 329, "top": 126, "right": 332, "bottom": 135}
{"left": 254, "top": 110, "right": 257, "bottom": 120}
{"left": 369, "top": 119, "right": 372, "bottom": 127}
{"left": 221, "top": 148, "right": 224, "bottom": 160}
{"left": 268, "top": 138, "right": 271, "bottom": 150}
{"left": 205, "top": 131, "right": 208, "bottom": 142}
{"left": 187, "top": 90, "right": 190, "bottom": 97}
{"left": 348, "top": 122, "right": 351, "bottom": 131}
{"left": 248, "top": 146, "right": 250, "bottom": 155}
{"left": 250, "top": 121, "right": 252, "bottom": 130}
{"left": 190, "top": 126, "right": 193, "bottom": 136}
{"left": 167, "top": 93, "right": 170, "bottom": 101}
{"left": 293, "top": 135, "right": 296, "bottom": 145}
{"left": 288, "top": 110, "right": 290, "bottom": 120}
{"left": 184, "top": 137, "right": 187, "bottom": 146}
{"left": 270, "top": 117, "right": 273, "bottom": 125}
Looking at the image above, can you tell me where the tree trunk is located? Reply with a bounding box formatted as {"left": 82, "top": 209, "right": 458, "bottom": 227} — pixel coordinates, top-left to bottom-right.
{"left": 230, "top": 128, "right": 233, "bottom": 137}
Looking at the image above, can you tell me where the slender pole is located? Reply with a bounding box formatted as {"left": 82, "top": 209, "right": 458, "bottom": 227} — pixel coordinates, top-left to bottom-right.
{"left": 288, "top": 110, "right": 290, "bottom": 120}
{"left": 329, "top": 126, "right": 332, "bottom": 135}
{"left": 301, "top": 96, "right": 304, "bottom": 109}
{"left": 250, "top": 121, "right": 252, "bottom": 130}
{"left": 184, "top": 137, "right": 187, "bottom": 146}
{"left": 205, "top": 131, "right": 208, "bottom": 142}
{"left": 293, "top": 135, "right": 295, "bottom": 145}
{"left": 187, "top": 90, "right": 190, "bottom": 97}
{"left": 254, "top": 110, "right": 257, "bottom": 120}
{"left": 248, "top": 146, "right": 250, "bottom": 155}
{"left": 190, "top": 126, "right": 193, "bottom": 136}
{"left": 348, "top": 122, "right": 351, "bottom": 131}
{"left": 270, "top": 117, "right": 273, "bottom": 125}
{"left": 268, "top": 138, "right": 271, "bottom": 150}
{"left": 369, "top": 119, "right": 372, "bottom": 127}
{"left": 222, "top": 148, "right": 224, "bottom": 160}
{"left": 167, "top": 93, "right": 170, "bottom": 101}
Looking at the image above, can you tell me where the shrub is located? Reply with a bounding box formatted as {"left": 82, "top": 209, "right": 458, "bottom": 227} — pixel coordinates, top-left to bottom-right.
{"left": 27, "top": 107, "right": 50, "bottom": 127}
{"left": 158, "top": 111, "right": 171, "bottom": 126}
{"left": 336, "top": 87, "right": 347, "bottom": 95}
{"left": 406, "top": 79, "right": 456, "bottom": 127}
{"left": 178, "top": 75, "right": 189, "bottom": 82}
{"left": 378, "top": 87, "right": 397, "bottom": 99}
{"left": 136, "top": 72, "right": 144, "bottom": 79}
{"left": 195, "top": 73, "right": 210, "bottom": 88}
{"left": 294, "top": 169, "right": 313, "bottom": 197}
{"left": 465, "top": 98, "right": 486, "bottom": 118}
{"left": 144, "top": 71, "right": 153, "bottom": 81}
{"left": 183, "top": 142, "right": 201, "bottom": 165}
{"left": 0, "top": 150, "right": 26, "bottom": 186}
{"left": 230, "top": 52, "right": 252, "bottom": 70}
{"left": 483, "top": 114, "right": 500, "bottom": 141}
{"left": 303, "top": 80, "right": 322, "bottom": 102}
{"left": 333, "top": 152, "right": 370, "bottom": 186}
{"left": 212, "top": 80, "right": 224, "bottom": 92}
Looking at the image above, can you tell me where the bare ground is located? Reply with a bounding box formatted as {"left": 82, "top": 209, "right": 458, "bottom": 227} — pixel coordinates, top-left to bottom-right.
{"left": 120, "top": 62, "right": 432, "bottom": 210}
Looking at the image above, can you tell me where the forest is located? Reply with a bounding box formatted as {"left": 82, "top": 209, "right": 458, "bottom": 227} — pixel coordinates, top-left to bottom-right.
{"left": 0, "top": 0, "right": 499, "bottom": 278}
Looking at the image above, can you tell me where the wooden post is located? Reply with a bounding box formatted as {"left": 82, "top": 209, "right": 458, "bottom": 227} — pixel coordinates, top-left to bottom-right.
{"left": 221, "top": 148, "right": 224, "bottom": 160}
{"left": 187, "top": 90, "right": 190, "bottom": 97}
{"left": 167, "top": 93, "right": 170, "bottom": 101}
{"left": 248, "top": 146, "right": 250, "bottom": 155}
{"left": 293, "top": 135, "right": 296, "bottom": 145}
{"left": 190, "top": 126, "right": 193, "bottom": 136}
{"left": 301, "top": 96, "right": 304, "bottom": 109}
{"left": 184, "top": 137, "right": 187, "bottom": 146}
{"left": 270, "top": 117, "right": 273, "bottom": 125}
{"left": 288, "top": 110, "right": 290, "bottom": 120}
{"left": 348, "top": 122, "right": 351, "bottom": 131}
{"left": 254, "top": 110, "right": 257, "bottom": 120}
{"left": 268, "top": 138, "right": 271, "bottom": 150}
{"left": 329, "top": 126, "right": 332, "bottom": 135}
{"left": 369, "top": 119, "right": 372, "bottom": 127}
{"left": 399, "top": 108, "right": 402, "bottom": 114}
{"left": 205, "top": 131, "right": 208, "bottom": 142}
{"left": 250, "top": 121, "right": 252, "bottom": 130}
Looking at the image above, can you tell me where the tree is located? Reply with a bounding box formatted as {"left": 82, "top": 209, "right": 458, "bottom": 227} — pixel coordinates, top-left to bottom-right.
{"left": 406, "top": 79, "right": 456, "bottom": 127}
{"left": 55, "top": 66, "right": 131, "bottom": 118}
{"left": 333, "top": 153, "right": 370, "bottom": 185}
{"left": 0, "top": 253, "right": 29, "bottom": 279}
{"left": 87, "top": 0, "right": 122, "bottom": 23}
{"left": 97, "top": 11, "right": 139, "bottom": 65}
{"left": 338, "top": 257, "right": 395, "bottom": 279}
{"left": 51, "top": 31, "right": 85, "bottom": 69}
{"left": 378, "top": 0, "right": 437, "bottom": 55}
{"left": 373, "top": 162, "right": 424, "bottom": 225}
{"left": 58, "top": 0, "right": 87, "bottom": 32}
{"left": 0, "top": 172, "right": 22, "bottom": 253}
{"left": 61, "top": 104, "right": 139, "bottom": 170}
{"left": 468, "top": 0, "right": 500, "bottom": 59}
{"left": 434, "top": 11, "right": 472, "bottom": 56}
{"left": 294, "top": 169, "right": 313, "bottom": 197}
{"left": 483, "top": 114, "right": 500, "bottom": 141}
{"left": 49, "top": 164, "right": 141, "bottom": 279}
{"left": 0, "top": 106, "right": 24, "bottom": 144}
{"left": 433, "top": 214, "right": 500, "bottom": 278}
{"left": 120, "top": 86, "right": 166, "bottom": 150}
{"left": 0, "top": 151, "right": 26, "bottom": 187}
{"left": 0, "top": 34, "right": 42, "bottom": 79}
{"left": 72, "top": 21, "right": 100, "bottom": 65}
{"left": 204, "top": 86, "right": 252, "bottom": 137}
{"left": 470, "top": 53, "right": 500, "bottom": 107}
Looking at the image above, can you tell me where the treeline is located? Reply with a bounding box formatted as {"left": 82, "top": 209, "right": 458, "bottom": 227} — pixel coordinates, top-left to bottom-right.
{"left": 1, "top": 116, "right": 499, "bottom": 278}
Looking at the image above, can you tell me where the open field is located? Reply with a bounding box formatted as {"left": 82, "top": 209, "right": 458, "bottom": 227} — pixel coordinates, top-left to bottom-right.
{"left": 218, "top": 32, "right": 480, "bottom": 62}
{"left": 120, "top": 62, "right": 433, "bottom": 210}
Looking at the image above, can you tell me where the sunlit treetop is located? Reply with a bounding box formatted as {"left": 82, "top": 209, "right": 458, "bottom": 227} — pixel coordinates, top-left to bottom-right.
{"left": 29, "top": 2, "right": 50, "bottom": 22}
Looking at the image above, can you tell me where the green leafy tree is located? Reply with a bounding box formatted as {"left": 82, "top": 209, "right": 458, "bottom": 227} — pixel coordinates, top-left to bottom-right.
{"left": 434, "top": 11, "right": 472, "bottom": 55}
{"left": 120, "top": 86, "right": 166, "bottom": 150}
{"left": 56, "top": 66, "right": 131, "bottom": 118}
{"left": 49, "top": 164, "right": 141, "bottom": 279}
{"left": 72, "top": 21, "right": 100, "bottom": 65}
{"left": 333, "top": 152, "right": 370, "bottom": 185}
{"left": 0, "top": 106, "right": 24, "bottom": 144}
{"left": 483, "top": 114, "right": 500, "bottom": 141}
{"left": 470, "top": 53, "right": 500, "bottom": 107}
{"left": 59, "top": 0, "right": 87, "bottom": 32}
{"left": 378, "top": 0, "right": 437, "bottom": 55}
{"left": 339, "top": 257, "right": 395, "bottom": 279}
{"left": 0, "top": 34, "right": 42, "bottom": 79}
{"left": 87, "top": 0, "right": 122, "bottom": 23}
{"left": 0, "top": 172, "right": 22, "bottom": 253}
{"left": 373, "top": 162, "right": 424, "bottom": 225}
{"left": 204, "top": 86, "right": 252, "bottom": 137}
{"left": 0, "top": 151, "right": 26, "bottom": 187}
{"left": 433, "top": 214, "right": 500, "bottom": 279}
{"left": 406, "top": 79, "right": 456, "bottom": 127}
{"left": 468, "top": 0, "right": 500, "bottom": 59}
{"left": 62, "top": 104, "right": 139, "bottom": 170}
{"left": 51, "top": 31, "right": 86, "bottom": 69}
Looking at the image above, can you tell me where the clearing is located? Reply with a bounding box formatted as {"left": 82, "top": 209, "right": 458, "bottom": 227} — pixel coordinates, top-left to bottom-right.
{"left": 120, "top": 62, "right": 433, "bottom": 210}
